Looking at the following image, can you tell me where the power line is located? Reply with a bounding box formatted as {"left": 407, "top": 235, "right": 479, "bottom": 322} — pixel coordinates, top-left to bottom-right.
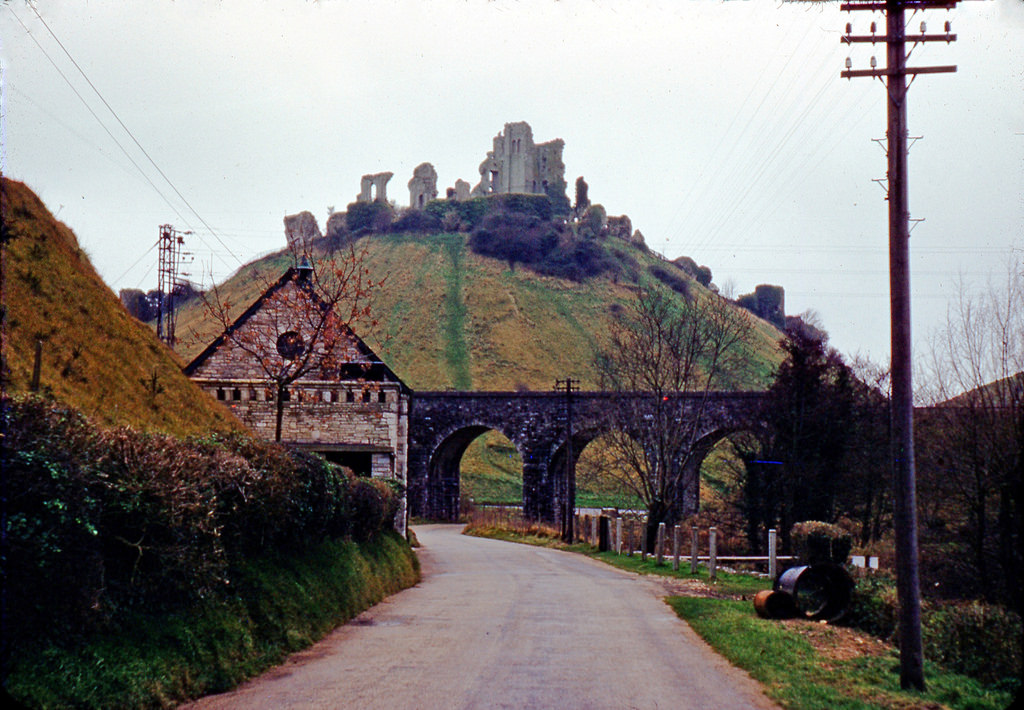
{"left": 18, "top": 2, "right": 244, "bottom": 271}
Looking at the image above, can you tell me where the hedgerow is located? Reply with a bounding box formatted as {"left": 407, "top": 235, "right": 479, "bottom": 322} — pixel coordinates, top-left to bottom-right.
{"left": 843, "top": 572, "right": 1022, "bottom": 687}
{"left": 1, "top": 394, "right": 399, "bottom": 657}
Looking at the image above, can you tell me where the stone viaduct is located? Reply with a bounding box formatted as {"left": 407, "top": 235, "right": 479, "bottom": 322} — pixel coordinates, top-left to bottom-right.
{"left": 408, "top": 390, "right": 766, "bottom": 522}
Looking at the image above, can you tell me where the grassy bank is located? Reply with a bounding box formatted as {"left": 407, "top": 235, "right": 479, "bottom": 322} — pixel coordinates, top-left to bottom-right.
{"left": 671, "top": 597, "right": 1014, "bottom": 710}
{"left": 6, "top": 533, "right": 420, "bottom": 709}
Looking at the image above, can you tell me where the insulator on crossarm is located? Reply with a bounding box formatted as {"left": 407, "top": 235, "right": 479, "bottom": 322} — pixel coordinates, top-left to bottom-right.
{"left": 845, "top": 57, "right": 852, "bottom": 70}
{"left": 846, "top": 22, "right": 852, "bottom": 35}
{"left": 870, "top": 21, "right": 876, "bottom": 34}
{"left": 920, "top": 21, "right": 927, "bottom": 34}
{"left": 870, "top": 56, "right": 877, "bottom": 69}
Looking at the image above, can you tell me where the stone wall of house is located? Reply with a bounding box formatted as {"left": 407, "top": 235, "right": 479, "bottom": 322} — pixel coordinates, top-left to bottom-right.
{"left": 193, "top": 376, "right": 410, "bottom": 534}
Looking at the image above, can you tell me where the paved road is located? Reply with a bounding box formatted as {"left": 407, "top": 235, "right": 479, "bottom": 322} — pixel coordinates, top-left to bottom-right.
{"left": 185, "top": 525, "right": 777, "bottom": 709}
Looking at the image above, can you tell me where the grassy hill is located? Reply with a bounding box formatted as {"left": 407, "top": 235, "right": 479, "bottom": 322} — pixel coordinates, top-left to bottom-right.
{"left": 175, "top": 231, "right": 783, "bottom": 392}
{"left": 1, "top": 177, "right": 242, "bottom": 437}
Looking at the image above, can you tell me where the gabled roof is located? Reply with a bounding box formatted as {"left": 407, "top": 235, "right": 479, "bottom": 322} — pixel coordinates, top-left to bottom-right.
{"left": 184, "top": 266, "right": 409, "bottom": 393}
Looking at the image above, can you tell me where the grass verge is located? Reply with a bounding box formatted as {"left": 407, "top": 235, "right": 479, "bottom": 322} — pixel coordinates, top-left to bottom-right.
{"left": 670, "top": 597, "right": 1014, "bottom": 710}
{"left": 6, "top": 533, "right": 420, "bottom": 709}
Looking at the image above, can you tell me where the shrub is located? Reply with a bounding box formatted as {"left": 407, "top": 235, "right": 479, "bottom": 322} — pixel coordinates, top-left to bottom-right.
{"left": 924, "top": 600, "right": 1022, "bottom": 685}
{"left": 844, "top": 573, "right": 1022, "bottom": 687}
{"left": 2, "top": 394, "right": 400, "bottom": 654}
{"left": 390, "top": 209, "right": 441, "bottom": 234}
{"left": 348, "top": 476, "right": 398, "bottom": 542}
{"left": 531, "top": 239, "right": 615, "bottom": 282}
{"left": 469, "top": 212, "right": 559, "bottom": 271}
{"left": 345, "top": 201, "right": 393, "bottom": 233}
{"left": 844, "top": 572, "right": 899, "bottom": 640}
{"left": 790, "top": 520, "right": 852, "bottom": 565}
{"left": 2, "top": 396, "right": 106, "bottom": 640}
{"left": 648, "top": 264, "right": 691, "bottom": 297}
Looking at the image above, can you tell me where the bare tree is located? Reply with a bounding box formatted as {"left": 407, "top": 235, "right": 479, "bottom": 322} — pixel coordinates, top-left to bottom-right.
{"left": 917, "top": 261, "right": 1023, "bottom": 610}
{"left": 594, "top": 286, "right": 753, "bottom": 549}
{"left": 201, "top": 244, "right": 382, "bottom": 442}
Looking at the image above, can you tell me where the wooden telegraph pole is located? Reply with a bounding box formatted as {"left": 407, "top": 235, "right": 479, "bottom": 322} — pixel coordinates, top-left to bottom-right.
{"left": 555, "top": 378, "right": 579, "bottom": 543}
{"left": 841, "top": 0, "right": 958, "bottom": 691}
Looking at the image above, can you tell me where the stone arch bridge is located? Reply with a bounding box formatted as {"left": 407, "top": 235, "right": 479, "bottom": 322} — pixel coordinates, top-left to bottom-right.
{"left": 408, "top": 391, "right": 766, "bottom": 522}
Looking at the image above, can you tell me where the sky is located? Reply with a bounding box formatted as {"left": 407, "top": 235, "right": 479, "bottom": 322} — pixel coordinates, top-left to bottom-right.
{"left": 2, "top": 0, "right": 1022, "bottom": 366}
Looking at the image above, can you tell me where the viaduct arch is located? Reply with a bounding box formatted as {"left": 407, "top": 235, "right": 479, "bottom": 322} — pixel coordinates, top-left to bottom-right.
{"left": 408, "top": 391, "right": 766, "bottom": 522}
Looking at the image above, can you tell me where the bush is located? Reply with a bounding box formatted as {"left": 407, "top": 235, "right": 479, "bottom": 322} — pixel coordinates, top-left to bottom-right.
{"left": 844, "top": 573, "right": 899, "bottom": 640}
{"left": 536, "top": 239, "right": 617, "bottom": 282}
{"left": 390, "top": 209, "right": 441, "bottom": 234}
{"left": 844, "top": 573, "right": 1022, "bottom": 687}
{"left": 470, "top": 212, "right": 560, "bottom": 265}
{"left": 790, "top": 520, "right": 852, "bottom": 565}
{"left": 648, "top": 264, "right": 691, "bottom": 297}
{"left": 345, "top": 201, "right": 393, "bottom": 233}
{"left": 924, "top": 600, "right": 1022, "bottom": 685}
{"left": 2, "top": 394, "right": 400, "bottom": 653}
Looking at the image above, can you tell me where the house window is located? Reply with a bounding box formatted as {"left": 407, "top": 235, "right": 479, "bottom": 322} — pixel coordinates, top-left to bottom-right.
{"left": 232, "top": 388, "right": 241, "bottom": 401}
{"left": 216, "top": 388, "right": 226, "bottom": 401}
{"left": 362, "top": 390, "right": 371, "bottom": 403}
{"left": 378, "top": 391, "right": 387, "bottom": 403}
{"left": 346, "top": 391, "right": 355, "bottom": 403}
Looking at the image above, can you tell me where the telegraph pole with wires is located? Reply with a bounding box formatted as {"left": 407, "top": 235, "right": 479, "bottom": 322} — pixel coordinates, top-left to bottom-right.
{"left": 555, "top": 377, "right": 580, "bottom": 543}
{"left": 840, "top": 0, "right": 958, "bottom": 692}
{"left": 156, "top": 224, "right": 193, "bottom": 348}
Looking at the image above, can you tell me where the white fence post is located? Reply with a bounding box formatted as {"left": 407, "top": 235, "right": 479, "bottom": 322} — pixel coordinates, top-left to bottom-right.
{"left": 615, "top": 517, "right": 623, "bottom": 555}
{"left": 672, "top": 525, "right": 681, "bottom": 572}
{"left": 690, "top": 526, "right": 699, "bottom": 574}
{"left": 641, "top": 519, "right": 648, "bottom": 562}
{"left": 709, "top": 526, "right": 718, "bottom": 581}
{"left": 656, "top": 522, "right": 666, "bottom": 565}
{"left": 592, "top": 515, "right": 599, "bottom": 545}
{"left": 768, "top": 528, "right": 778, "bottom": 582}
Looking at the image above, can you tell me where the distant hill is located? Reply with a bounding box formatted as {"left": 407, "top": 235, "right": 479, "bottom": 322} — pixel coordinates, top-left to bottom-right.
{"left": 1, "top": 178, "right": 242, "bottom": 437}
{"left": 175, "top": 230, "right": 784, "bottom": 392}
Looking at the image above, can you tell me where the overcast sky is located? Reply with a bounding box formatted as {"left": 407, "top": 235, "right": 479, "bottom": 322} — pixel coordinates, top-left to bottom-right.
{"left": 3, "top": 0, "right": 1022, "bottom": 365}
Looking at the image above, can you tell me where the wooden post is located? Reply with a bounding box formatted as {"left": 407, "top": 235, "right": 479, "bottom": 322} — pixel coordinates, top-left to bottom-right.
{"left": 690, "top": 526, "right": 699, "bottom": 574}
{"left": 768, "top": 528, "right": 778, "bottom": 582}
{"left": 672, "top": 525, "right": 681, "bottom": 572}
{"left": 615, "top": 517, "right": 623, "bottom": 555}
{"left": 626, "top": 522, "right": 633, "bottom": 557}
{"left": 656, "top": 522, "right": 666, "bottom": 565}
{"left": 709, "top": 526, "right": 718, "bottom": 582}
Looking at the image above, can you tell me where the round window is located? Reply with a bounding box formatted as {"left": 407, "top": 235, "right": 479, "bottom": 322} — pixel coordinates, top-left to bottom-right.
{"left": 276, "top": 331, "right": 305, "bottom": 359}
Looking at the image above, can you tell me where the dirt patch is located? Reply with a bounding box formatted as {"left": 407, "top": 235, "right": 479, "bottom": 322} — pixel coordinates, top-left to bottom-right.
{"left": 779, "top": 617, "right": 892, "bottom": 666}
{"left": 656, "top": 576, "right": 732, "bottom": 599}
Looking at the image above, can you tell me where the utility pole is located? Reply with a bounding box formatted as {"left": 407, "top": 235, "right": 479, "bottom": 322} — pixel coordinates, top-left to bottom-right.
{"left": 841, "top": 0, "right": 958, "bottom": 691}
{"left": 555, "top": 377, "right": 579, "bottom": 543}
{"left": 156, "top": 224, "right": 192, "bottom": 348}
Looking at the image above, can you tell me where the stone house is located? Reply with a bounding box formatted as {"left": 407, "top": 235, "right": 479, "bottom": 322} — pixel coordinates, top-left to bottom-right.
{"left": 184, "top": 263, "right": 410, "bottom": 533}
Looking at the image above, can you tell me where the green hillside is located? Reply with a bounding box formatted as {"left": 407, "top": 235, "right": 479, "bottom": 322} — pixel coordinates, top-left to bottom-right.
{"left": 0, "top": 178, "right": 242, "bottom": 437}
{"left": 172, "top": 222, "right": 784, "bottom": 510}
{"left": 175, "top": 230, "right": 783, "bottom": 392}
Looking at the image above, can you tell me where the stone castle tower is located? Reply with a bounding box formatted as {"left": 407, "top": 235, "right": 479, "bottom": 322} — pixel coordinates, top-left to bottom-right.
{"left": 471, "top": 122, "right": 565, "bottom": 198}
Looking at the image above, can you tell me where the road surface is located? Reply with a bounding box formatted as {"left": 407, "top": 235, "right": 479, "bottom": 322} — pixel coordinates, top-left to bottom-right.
{"left": 184, "top": 524, "right": 777, "bottom": 709}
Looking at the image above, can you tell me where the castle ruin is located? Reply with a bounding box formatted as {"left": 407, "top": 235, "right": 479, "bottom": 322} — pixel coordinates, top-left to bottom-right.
{"left": 471, "top": 122, "right": 565, "bottom": 198}
{"left": 408, "top": 163, "right": 438, "bottom": 209}
{"left": 357, "top": 172, "right": 393, "bottom": 203}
